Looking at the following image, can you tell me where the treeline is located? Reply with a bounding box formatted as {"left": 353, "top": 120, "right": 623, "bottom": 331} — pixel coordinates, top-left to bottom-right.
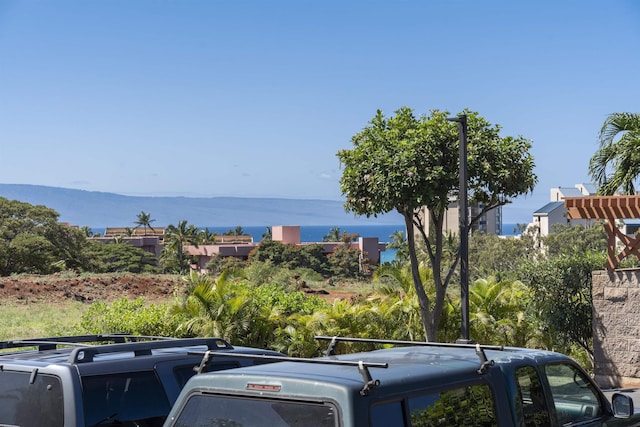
{"left": 0, "top": 198, "right": 365, "bottom": 278}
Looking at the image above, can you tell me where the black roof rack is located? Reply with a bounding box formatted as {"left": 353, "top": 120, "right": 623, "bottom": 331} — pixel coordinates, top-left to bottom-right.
{"left": 315, "top": 336, "right": 503, "bottom": 375}
{"left": 195, "top": 350, "right": 389, "bottom": 396}
{"left": 0, "top": 334, "right": 178, "bottom": 352}
{"left": 68, "top": 337, "right": 233, "bottom": 364}
{"left": 0, "top": 335, "right": 234, "bottom": 363}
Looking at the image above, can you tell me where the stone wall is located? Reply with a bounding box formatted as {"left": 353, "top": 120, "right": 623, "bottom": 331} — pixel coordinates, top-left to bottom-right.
{"left": 592, "top": 269, "right": 640, "bottom": 388}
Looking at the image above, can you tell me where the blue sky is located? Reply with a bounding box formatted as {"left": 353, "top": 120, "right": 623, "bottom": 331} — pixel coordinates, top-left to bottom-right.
{"left": 0, "top": 1, "right": 638, "bottom": 224}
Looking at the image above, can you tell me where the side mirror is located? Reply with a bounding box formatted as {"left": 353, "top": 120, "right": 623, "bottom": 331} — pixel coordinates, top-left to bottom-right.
{"left": 612, "top": 393, "right": 634, "bottom": 418}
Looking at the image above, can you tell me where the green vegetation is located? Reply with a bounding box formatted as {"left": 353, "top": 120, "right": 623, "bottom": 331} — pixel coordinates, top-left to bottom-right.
{"left": 83, "top": 241, "right": 160, "bottom": 273}
{"left": 0, "top": 197, "right": 91, "bottom": 275}
{"left": 589, "top": 112, "right": 640, "bottom": 195}
{"left": 0, "top": 302, "right": 87, "bottom": 340}
{"left": 337, "top": 107, "right": 537, "bottom": 340}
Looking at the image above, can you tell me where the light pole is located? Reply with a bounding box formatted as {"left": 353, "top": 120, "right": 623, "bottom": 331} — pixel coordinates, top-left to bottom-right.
{"left": 447, "top": 114, "right": 471, "bottom": 344}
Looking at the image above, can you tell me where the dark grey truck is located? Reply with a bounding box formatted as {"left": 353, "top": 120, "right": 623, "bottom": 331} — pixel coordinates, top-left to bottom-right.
{"left": 0, "top": 334, "right": 283, "bottom": 427}
{"left": 165, "top": 336, "right": 640, "bottom": 427}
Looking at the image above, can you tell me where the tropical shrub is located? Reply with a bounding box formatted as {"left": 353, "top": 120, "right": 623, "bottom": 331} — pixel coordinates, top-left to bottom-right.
{"left": 78, "top": 297, "right": 178, "bottom": 336}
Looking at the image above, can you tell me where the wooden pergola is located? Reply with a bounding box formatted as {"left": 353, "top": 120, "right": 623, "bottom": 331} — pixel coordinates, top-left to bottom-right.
{"left": 565, "top": 195, "right": 640, "bottom": 271}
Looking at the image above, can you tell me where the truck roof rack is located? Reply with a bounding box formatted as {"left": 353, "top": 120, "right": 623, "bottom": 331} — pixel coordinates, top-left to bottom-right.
{"left": 315, "top": 336, "right": 503, "bottom": 375}
{"left": 194, "top": 350, "right": 389, "bottom": 396}
{"left": 0, "top": 335, "right": 234, "bottom": 363}
{"left": 0, "top": 334, "right": 180, "bottom": 352}
{"left": 68, "top": 337, "right": 233, "bottom": 364}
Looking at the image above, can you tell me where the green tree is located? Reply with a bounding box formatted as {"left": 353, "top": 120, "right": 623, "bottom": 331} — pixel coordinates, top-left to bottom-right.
{"left": 224, "top": 226, "right": 244, "bottom": 236}
{"left": 134, "top": 211, "right": 156, "bottom": 235}
{"left": 385, "top": 230, "right": 409, "bottom": 265}
{"left": 541, "top": 222, "right": 607, "bottom": 258}
{"left": 261, "top": 226, "right": 272, "bottom": 241}
{"left": 170, "top": 271, "right": 259, "bottom": 343}
{"left": 198, "top": 227, "right": 218, "bottom": 244}
{"left": 468, "top": 277, "right": 538, "bottom": 347}
{"left": 0, "top": 198, "right": 90, "bottom": 275}
{"left": 162, "top": 220, "right": 199, "bottom": 273}
{"left": 80, "top": 225, "right": 94, "bottom": 237}
{"left": 518, "top": 252, "right": 605, "bottom": 359}
{"left": 337, "top": 107, "right": 536, "bottom": 340}
{"left": 323, "top": 227, "right": 358, "bottom": 243}
{"left": 588, "top": 112, "right": 640, "bottom": 195}
{"left": 469, "top": 231, "right": 536, "bottom": 281}
{"left": 327, "top": 244, "right": 364, "bottom": 278}
{"left": 83, "top": 241, "right": 160, "bottom": 273}
{"left": 249, "top": 240, "right": 331, "bottom": 276}
{"left": 323, "top": 226, "right": 341, "bottom": 242}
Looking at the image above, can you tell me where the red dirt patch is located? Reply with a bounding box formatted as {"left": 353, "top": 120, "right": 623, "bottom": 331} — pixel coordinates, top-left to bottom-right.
{"left": 0, "top": 273, "right": 182, "bottom": 304}
{"left": 0, "top": 273, "right": 359, "bottom": 304}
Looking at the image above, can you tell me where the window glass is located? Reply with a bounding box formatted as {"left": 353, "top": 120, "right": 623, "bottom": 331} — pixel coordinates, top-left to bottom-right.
{"left": 515, "top": 365, "right": 551, "bottom": 426}
{"left": 0, "top": 370, "right": 64, "bottom": 426}
{"left": 82, "top": 370, "right": 171, "bottom": 426}
{"left": 174, "top": 394, "right": 337, "bottom": 427}
{"left": 408, "top": 383, "right": 497, "bottom": 426}
{"left": 371, "top": 400, "right": 404, "bottom": 426}
{"left": 544, "top": 363, "right": 602, "bottom": 425}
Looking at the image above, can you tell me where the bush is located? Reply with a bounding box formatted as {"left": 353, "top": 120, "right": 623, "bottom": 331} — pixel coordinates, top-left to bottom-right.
{"left": 78, "top": 297, "right": 180, "bottom": 337}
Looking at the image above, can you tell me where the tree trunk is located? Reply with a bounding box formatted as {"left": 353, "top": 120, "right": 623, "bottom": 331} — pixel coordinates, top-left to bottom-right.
{"left": 403, "top": 212, "right": 437, "bottom": 341}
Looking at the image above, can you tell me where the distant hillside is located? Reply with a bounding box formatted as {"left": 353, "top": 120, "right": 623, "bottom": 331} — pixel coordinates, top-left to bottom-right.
{"left": 0, "top": 184, "right": 403, "bottom": 228}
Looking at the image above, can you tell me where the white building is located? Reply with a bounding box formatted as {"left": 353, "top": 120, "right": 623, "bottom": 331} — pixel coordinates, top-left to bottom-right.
{"left": 531, "top": 183, "right": 597, "bottom": 237}
{"left": 417, "top": 201, "right": 502, "bottom": 237}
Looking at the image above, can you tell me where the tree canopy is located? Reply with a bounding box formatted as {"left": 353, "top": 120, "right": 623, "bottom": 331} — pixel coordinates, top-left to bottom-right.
{"left": 589, "top": 112, "right": 640, "bottom": 195}
{"left": 0, "top": 197, "right": 90, "bottom": 275}
{"left": 337, "top": 107, "right": 536, "bottom": 340}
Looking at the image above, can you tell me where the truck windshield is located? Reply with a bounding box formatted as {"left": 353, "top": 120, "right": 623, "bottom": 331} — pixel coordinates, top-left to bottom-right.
{"left": 172, "top": 394, "right": 337, "bottom": 427}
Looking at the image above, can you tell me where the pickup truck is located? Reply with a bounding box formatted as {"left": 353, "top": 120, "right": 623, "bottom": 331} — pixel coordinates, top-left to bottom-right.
{"left": 0, "top": 334, "right": 283, "bottom": 427}
{"left": 164, "top": 336, "right": 640, "bottom": 426}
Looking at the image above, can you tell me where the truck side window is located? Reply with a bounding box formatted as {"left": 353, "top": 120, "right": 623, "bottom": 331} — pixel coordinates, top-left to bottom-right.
{"left": 0, "top": 370, "right": 64, "bottom": 427}
{"left": 544, "top": 363, "right": 602, "bottom": 425}
{"left": 515, "top": 365, "right": 551, "bottom": 427}
{"left": 407, "top": 383, "right": 497, "bottom": 426}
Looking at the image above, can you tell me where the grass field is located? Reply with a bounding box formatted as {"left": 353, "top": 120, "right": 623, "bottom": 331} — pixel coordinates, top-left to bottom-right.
{"left": 0, "top": 301, "right": 89, "bottom": 340}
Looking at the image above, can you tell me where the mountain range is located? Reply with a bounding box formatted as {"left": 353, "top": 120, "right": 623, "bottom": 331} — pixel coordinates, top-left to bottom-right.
{"left": 0, "top": 184, "right": 403, "bottom": 228}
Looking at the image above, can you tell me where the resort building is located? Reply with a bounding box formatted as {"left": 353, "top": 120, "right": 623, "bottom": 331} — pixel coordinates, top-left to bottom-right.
{"left": 531, "top": 183, "right": 597, "bottom": 237}
{"left": 184, "top": 225, "right": 385, "bottom": 273}
{"left": 93, "top": 225, "right": 386, "bottom": 273}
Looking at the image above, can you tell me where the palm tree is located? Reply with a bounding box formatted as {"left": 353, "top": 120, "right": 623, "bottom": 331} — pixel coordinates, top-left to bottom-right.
{"left": 198, "top": 227, "right": 218, "bottom": 245}
{"left": 323, "top": 227, "right": 341, "bottom": 242}
{"left": 323, "top": 227, "right": 358, "bottom": 243}
{"left": 80, "top": 225, "right": 93, "bottom": 237}
{"left": 170, "top": 271, "right": 258, "bottom": 342}
{"left": 162, "top": 220, "right": 199, "bottom": 273}
{"left": 385, "top": 230, "right": 409, "bottom": 265}
{"left": 468, "top": 277, "right": 538, "bottom": 347}
{"left": 588, "top": 112, "right": 640, "bottom": 195}
{"left": 134, "top": 211, "right": 156, "bottom": 235}
{"left": 261, "top": 226, "right": 272, "bottom": 241}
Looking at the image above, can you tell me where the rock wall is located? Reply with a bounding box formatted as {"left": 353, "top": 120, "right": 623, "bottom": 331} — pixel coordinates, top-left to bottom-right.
{"left": 592, "top": 269, "right": 640, "bottom": 388}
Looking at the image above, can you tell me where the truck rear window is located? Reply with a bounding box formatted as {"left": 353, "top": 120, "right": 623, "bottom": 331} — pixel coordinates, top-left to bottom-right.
{"left": 172, "top": 394, "right": 337, "bottom": 427}
{"left": 0, "top": 370, "right": 64, "bottom": 426}
{"left": 82, "top": 370, "right": 171, "bottom": 426}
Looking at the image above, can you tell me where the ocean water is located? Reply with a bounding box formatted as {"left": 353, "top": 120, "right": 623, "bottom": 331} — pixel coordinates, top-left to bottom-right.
{"left": 91, "top": 223, "right": 519, "bottom": 264}
{"left": 202, "top": 224, "right": 405, "bottom": 264}
{"left": 200, "top": 224, "right": 406, "bottom": 244}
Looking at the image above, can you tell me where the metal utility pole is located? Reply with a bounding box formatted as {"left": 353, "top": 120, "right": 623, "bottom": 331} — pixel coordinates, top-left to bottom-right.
{"left": 447, "top": 114, "right": 471, "bottom": 344}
